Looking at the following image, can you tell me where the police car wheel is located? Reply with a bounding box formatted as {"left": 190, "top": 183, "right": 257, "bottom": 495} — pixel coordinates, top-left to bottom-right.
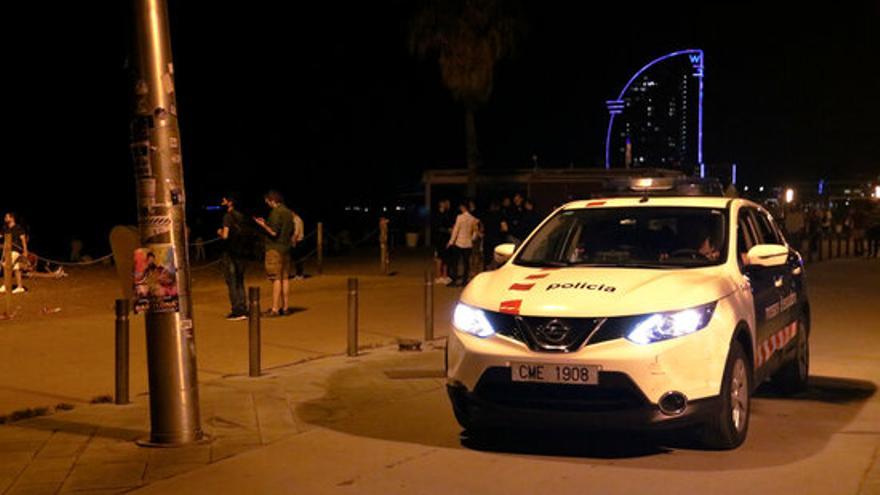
{"left": 771, "top": 317, "right": 810, "bottom": 394}
{"left": 699, "top": 341, "right": 751, "bottom": 450}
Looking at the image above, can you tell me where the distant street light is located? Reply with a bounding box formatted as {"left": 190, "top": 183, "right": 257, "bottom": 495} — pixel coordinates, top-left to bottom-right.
{"left": 785, "top": 188, "right": 795, "bottom": 204}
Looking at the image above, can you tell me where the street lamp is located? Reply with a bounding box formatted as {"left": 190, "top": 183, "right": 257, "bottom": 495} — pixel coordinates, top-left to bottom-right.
{"left": 785, "top": 188, "right": 795, "bottom": 204}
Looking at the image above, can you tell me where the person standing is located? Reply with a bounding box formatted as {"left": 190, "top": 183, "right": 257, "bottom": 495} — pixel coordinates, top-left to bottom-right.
{"left": 217, "top": 194, "right": 248, "bottom": 320}
{"left": 290, "top": 208, "right": 306, "bottom": 280}
{"left": 1, "top": 213, "right": 29, "bottom": 294}
{"left": 784, "top": 204, "right": 806, "bottom": 252}
{"left": 505, "top": 192, "right": 525, "bottom": 244}
{"left": 431, "top": 199, "right": 453, "bottom": 284}
{"left": 519, "top": 198, "right": 541, "bottom": 240}
{"left": 446, "top": 200, "right": 479, "bottom": 287}
{"left": 481, "top": 200, "right": 504, "bottom": 269}
{"left": 254, "top": 191, "right": 295, "bottom": 317}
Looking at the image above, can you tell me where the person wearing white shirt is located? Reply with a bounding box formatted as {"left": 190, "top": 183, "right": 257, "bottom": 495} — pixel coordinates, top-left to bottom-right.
{"left": 446, "top": 201, "right": 479, "bottom": 287}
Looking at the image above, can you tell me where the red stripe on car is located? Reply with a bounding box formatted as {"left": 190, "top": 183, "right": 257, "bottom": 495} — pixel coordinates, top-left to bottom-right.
{"left": 526, "top": 273, "right": 549, "bottom": 280}
{"left": 509, "top": 283, "right": 535, "bottom": 291}
{"left": 499, "top": 300, "right": 522, "bottom": 315}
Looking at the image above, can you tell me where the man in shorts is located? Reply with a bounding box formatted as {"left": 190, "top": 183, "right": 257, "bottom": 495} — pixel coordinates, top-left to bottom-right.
{"left": 254, "top": 191, "right": 294, "bottom": 317}
{"left": 1, "top": 213, "right": 29, "bottom": 294}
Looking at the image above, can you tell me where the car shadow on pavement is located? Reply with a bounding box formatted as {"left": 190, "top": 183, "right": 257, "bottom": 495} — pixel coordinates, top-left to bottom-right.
{"left": 755, "top": 375, "right": 877, "bottom": 403}
{"left": 461, "top": 429, "right": 672, "bottom": 459}
{"left": 296, "top": 353, "right": 878, "bottom": 467}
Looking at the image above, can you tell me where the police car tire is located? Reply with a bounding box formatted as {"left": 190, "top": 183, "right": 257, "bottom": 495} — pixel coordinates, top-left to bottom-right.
{"left": 771, "top": 317, "right": 809, "bottom": 395}
{"left": 699, "top": 341, "right": 751, "bottom": 450}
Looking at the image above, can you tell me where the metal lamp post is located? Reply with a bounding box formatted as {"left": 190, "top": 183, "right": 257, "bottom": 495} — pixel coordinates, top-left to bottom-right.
{"left": 130, "top": 0, "right": 203, "bottom": 446}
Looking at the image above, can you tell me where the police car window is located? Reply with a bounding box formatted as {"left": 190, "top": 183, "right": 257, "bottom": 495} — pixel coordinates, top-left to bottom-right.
{"left": 753, "top": 209, "right": 782, "bottom": 245}
{"left": 515, "top": 207, "right": 728, "bottom": 268}
{"left": 737, "top": 208, "right": 758, "bottom": 269}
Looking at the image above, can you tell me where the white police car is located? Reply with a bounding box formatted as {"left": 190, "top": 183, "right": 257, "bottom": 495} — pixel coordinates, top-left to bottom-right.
{"left": 447, "top": 195, "right": 809, "bottom": 449}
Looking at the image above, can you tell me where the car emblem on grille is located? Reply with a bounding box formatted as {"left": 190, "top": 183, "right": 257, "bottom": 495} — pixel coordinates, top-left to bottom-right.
{"left": 535, "top": 319, "right": 571, "bottom": 344}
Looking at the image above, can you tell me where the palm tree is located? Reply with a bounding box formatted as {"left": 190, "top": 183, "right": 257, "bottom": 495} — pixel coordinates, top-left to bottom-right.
{"left": 409, "top": 0, "right": 521, "bottom": 196}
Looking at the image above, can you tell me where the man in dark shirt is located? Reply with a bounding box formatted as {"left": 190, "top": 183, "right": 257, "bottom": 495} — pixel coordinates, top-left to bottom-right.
{"left": 1, "top": 212, "right": 29, "bottom": 294}
{"left": 217, "top": 194, "right": 248, "bottom": 320}
{"left": 254, "top": 190, "right": 294, "bottom": 317}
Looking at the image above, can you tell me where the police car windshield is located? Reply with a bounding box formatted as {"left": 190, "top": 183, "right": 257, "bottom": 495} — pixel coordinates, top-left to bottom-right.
{"left": 515, "top": 207, "right": 728, "bottom": 269}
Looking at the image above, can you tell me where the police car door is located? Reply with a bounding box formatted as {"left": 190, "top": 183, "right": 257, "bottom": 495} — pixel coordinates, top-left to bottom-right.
{"left": 754, "top": 208, "right": 802, "bottom": 337}
{"left": 741, "top": 207, "right": 788, "bottom": 376}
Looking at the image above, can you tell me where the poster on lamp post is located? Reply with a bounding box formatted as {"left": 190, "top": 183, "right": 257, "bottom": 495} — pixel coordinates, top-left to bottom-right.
{"left": 133, "top": 245, "right": 180, "bottom": 314}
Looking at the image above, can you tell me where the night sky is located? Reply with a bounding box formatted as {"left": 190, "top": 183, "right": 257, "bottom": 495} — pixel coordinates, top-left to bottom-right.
{"left": 5, "top": 1, "right": 879, "bottom": 256}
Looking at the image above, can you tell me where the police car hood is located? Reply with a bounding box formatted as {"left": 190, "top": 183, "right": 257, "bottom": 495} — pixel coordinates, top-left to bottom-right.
{"left": 460, "top": 264, "right": 736, "bottom": 317}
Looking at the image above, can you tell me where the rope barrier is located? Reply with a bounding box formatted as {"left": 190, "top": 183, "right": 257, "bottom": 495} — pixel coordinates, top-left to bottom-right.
{"left": 31, "top": 253, "right": 115, "bottom": 267}
{"left": 4, "top": 236, "right": 224, "bottom": 269}
{"left": 190, "top": 259, "right": 223, "bottom": 271}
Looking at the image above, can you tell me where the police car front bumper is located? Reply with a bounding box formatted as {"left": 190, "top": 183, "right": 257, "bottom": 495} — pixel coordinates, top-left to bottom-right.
{"left": 447, "top": 371, "right": 722, "bottom": 431}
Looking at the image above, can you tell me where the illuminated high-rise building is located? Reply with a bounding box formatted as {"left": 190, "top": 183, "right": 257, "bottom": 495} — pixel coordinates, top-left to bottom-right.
{"left": 605, "top": 50, "right": 704, "bottom": 176}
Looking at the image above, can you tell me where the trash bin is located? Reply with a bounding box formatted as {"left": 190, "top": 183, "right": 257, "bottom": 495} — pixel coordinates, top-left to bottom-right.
{"left": 405, "top": 232, "right": 419, "bottom": 248}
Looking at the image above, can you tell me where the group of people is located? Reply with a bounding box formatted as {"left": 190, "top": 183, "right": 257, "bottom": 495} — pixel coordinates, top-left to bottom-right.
{"left": 432, "top": 193, "right": 541, "bottom": 287}
{"left": 782, "top": 202, "right": 880, "bottom": 257}
{"left": 218, "top": 191, "right": 306, "bottom": 321}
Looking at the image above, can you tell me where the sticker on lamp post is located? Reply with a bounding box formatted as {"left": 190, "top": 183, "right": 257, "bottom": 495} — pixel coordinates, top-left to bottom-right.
{"left": 133, "top": 245, "right": 180, "bottom": 314}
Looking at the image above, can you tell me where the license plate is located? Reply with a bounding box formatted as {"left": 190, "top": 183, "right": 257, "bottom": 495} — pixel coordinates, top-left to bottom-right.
{"left": 510, "top": 362, "right": 600, "bottom": 385}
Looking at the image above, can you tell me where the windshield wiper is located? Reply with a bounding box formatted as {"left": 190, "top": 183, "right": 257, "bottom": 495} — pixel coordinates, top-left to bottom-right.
{"left": 515, "top": 259, "right": 570, "bottom": 268}
{"left": 568, "top": 262, "right": 678, "bottom": 269}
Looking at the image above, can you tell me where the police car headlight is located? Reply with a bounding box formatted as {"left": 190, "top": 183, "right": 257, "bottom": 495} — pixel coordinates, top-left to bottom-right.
{"left": 453, "top": 303, "right": 496, "bottom": 338}
{"left": 626, "top": 302, "right": 717, "bottom": 345}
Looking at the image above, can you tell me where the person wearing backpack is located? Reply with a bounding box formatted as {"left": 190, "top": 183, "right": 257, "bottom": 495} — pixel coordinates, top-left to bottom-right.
{"left": 290, "top": 209, "right": 305, "bottom": 280}
{"left": 217, "top": 194, "right": 248, "bottom": 320}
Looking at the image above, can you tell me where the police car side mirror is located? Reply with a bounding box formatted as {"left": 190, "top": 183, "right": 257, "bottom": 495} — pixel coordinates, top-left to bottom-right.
{"left": 745, "top": 244, "right": 789, "bottom": 268}
{"left": 494, "top": 243, "right": 516, "bottom": 264}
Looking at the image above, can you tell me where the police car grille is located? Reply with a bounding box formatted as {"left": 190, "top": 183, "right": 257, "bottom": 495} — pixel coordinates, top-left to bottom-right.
{"left": 485, "top": 312, "right": 644, "bottom": 351}
{"left": 485, "top": 313, "right": 604, "bottom": 352}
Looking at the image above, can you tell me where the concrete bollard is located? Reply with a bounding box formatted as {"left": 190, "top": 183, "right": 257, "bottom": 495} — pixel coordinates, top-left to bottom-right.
{"left": 115, "top": 299, "right": 130, "bottom": 405}
{"left": 347, "top": 278, "right": 359, "bottom": 357}
{"left": 248, "top": 287, "right": 261, "bottom": 377}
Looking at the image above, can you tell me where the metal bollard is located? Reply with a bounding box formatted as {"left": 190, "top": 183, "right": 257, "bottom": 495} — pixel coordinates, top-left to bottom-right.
{"left": 379, "top": 218, "right": 390, "bottom": 275}
{"left": 424, "top": 270, "right": 434, "bottom": 341}
{"left": 115, "top": 299, "right": 130, "bottom": 405}
{"left": 317, "top": 222, "right": 324, "bottom": 275}
{"left": 248, "top": 287, "right": 261, "bottom": 377}
{"left": 347, "top": 278, "right": 358, "bottom": 357}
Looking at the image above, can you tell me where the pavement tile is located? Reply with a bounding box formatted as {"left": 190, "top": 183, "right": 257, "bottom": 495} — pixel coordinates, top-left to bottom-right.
{"left": 209, "top": 435, "right": 262, "bottom": 463}
{"left": 15, "top": 457, "right": 76, "bottom": 484}
{"left": 62, "top": 461, "right": 146, "bottom": 492}
{"left": 0, "top": 475, "right": 20, "bottom": 495}
{"left": 254, "top": 395, "right": 297, "bottom": 444}
{"left": 143, "top": 462, "right": 204, "bottom": 483}
{"left": 147, "top": 444, "right": 211, "bottom": 466}
{"left": 0, "top": 451, "right": 34, "bottom": 469}
{"left": 76, "top": 438, "right": 149, "bottom": 464}
{"left": 34, "top": 432, "right": 91, "bottom": 460}
{"left": 6, "top": 481, "right": 64, "bottom": 495}
{"left": 0, "top": 439, "right": 47, "bottom": 455}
